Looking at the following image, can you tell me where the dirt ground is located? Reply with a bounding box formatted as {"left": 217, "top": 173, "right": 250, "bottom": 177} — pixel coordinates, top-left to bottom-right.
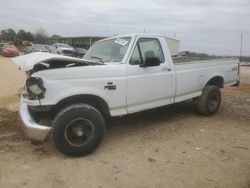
{"left": 0, "top": 56, "right": 250, "bottom": 188}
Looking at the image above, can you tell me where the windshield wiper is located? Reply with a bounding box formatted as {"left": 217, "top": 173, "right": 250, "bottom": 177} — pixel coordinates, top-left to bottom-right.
{"left": 91, "top": 56, "right": 104, "bottom": 64}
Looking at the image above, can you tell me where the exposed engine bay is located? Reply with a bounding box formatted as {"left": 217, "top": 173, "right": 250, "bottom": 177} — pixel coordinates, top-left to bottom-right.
{"left": 11, "top": 52, "right": 104, "bottom": 74}
{"left": 32, "top": 59, "right": 90, "bottom": 73}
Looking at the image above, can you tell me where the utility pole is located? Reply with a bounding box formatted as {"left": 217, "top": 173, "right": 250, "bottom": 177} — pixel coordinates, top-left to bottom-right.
{"left": 240, "top": 33, "right": 243, "bottom": 62}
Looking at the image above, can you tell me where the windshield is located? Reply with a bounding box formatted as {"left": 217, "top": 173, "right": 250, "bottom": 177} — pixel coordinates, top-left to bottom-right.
{"left": 58, "top": 44, "right": 70, "bottom": 48}
{"left": 83, "top": 37, "right": 131, "bottom": 63}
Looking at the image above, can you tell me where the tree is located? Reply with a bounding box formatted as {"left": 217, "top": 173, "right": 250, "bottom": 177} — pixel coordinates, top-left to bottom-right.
{"left": 25, "top": 32, "right": 34, "bottom": 42}
{"left": 34, "top": 28, "right": 48, "bottom": 44}
{"left": 17, "top": 29, "right": 26, "bottom": 38}
{"left": 15, "top": 29, "right": 26, "bottom": 44}
{"left": 0, "top": 28, "right": 16, "bottom": 42}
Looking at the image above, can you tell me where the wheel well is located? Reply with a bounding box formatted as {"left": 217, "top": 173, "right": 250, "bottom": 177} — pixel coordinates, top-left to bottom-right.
{"left": 52, "top": 94, "right": 110, "bottom": 118}
{"left": 206, "top": 76, "right": 224, "bottom": 88}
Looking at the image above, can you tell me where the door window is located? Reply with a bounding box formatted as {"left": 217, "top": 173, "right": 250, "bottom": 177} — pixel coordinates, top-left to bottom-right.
{"left": 130, "top": 38, "right": 165, "bottom": 65}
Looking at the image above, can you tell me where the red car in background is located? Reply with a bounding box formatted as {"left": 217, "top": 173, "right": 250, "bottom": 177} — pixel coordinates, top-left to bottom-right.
{"left": 0, "top": 45, "right": 19, "bottom": 57}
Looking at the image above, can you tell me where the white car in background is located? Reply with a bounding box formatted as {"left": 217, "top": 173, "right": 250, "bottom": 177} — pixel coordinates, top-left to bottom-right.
{"left": 49, "top": 43, "right": 74, "bottom": 56}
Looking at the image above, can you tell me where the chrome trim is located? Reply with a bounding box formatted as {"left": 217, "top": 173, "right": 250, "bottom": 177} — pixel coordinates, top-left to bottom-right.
{"left": 19, "top": 96, "right": 51, "bottom": 141}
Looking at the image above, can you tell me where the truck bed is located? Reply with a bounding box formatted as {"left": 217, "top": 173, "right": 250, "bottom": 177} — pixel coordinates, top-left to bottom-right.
{"left": 173, "top": 57, "right": 239, "bottom": 103}
{"left": 172, "top": 56, "right": 238, "bottom": 64}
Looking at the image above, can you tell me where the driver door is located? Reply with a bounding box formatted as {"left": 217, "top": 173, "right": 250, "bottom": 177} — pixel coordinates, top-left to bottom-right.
{"left": 126, "top": 37, "right": 174, "bottom": 113}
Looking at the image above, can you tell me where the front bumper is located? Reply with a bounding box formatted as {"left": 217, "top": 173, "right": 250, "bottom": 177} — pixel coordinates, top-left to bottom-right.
{"left": 19, "top": 96, "right": 51, "bottom": 141}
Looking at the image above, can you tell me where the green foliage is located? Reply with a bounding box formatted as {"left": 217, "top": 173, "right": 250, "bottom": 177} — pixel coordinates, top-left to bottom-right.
{"left": 25, "top": 32, "right": 34, "bottom": 41}
{"left": 0, "top": 28, "right": 16, "bottom": 41}
{"left": 34, "top": 28, "right": 48, "bottom": 44}
{"left": 0, "top": 28, "right": 60, "bottom": 44}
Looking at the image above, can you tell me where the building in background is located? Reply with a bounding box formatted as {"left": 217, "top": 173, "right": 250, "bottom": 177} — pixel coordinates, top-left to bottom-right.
{"left": 47, "top": 36, "right": 106, "bottom": 49}
{"left": 47, "top": 35, "right": 180, "bottom": 55}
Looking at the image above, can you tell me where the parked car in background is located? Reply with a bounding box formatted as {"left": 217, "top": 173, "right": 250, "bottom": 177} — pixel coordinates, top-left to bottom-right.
{"left": 23, "top": 44, "right": 49, "bottom": 54}
{"left": 32, "top": 44, "right": 49, "bottom": 53}
{"left": 0, "top": 43, "right": 4, "bottom": 54}
{"left": 49, "top": 43, "right": 74, "bottom": 56}
{"left": 0, "top": 44, "right": 19, "bottom": 57}
{"left": 23, "top": 46, "right": 33, "bottom": 54}
{"left": 73, "top": 47, "right": 87, "bottom": 58}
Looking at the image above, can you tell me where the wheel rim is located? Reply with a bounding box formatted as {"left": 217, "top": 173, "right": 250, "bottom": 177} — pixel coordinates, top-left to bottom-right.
{"left": 208, "top": 92, "right": 219, "bottom": 110}
{"left": 64, "top": 118, "right": 95, "bottom": 147}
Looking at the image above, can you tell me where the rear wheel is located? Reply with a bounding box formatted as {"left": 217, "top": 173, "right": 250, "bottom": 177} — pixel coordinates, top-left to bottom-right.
{"left": 195, "top": 85, "right": 221, "bottom": 116}
{"left": 52, "top": 103, "right": 105, "bottom": 156}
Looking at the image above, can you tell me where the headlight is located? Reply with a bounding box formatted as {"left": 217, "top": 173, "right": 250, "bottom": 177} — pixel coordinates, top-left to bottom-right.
{"left": 26, "top": 77, "right": 46, "bottom": 99}
{"left": 28, "top": 84, "right": 44, "bottom": 96}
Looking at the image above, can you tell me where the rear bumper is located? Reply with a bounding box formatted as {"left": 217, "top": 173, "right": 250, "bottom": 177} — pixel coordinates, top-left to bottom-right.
{"left": 19, "top": 96, "right": 51, "bottom": 141}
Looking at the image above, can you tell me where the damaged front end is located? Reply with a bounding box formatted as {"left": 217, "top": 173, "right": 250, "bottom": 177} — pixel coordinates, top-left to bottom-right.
{"left": 26, "top": 77, "right": 46, "bottom": 100}
{"left": 12, "top": 52, "right": 102, "bottom": 141}
{"left": 11, "top": 52, "right": 101, "bottom": 73}
{"left": 19, "top": 95, "right": 51, "bottom": 141}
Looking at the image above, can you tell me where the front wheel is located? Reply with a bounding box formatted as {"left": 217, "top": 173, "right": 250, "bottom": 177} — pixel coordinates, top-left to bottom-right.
{"left": 195, "top": 85, "right": 221, "bottom": 116}
{"left": 52, "top": 104, "right": 105, "bottom": 156}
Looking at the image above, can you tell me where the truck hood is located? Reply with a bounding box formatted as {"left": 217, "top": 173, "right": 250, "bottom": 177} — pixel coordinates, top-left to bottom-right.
{"left": 11, "top": 52, "right": 87, "bottom": 71}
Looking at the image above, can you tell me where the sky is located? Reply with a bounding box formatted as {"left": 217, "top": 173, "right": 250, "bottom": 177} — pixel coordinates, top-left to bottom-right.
{"left": 0, "top": 0, "right": 249, "bottom": 55}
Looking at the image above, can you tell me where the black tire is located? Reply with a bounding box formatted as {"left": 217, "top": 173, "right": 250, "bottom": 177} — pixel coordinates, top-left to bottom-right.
{"left": 195, "top": 85, "right": 221, "bottom": 116}
{"left": 52, "top": 103, "right": 105, "bottom": 156}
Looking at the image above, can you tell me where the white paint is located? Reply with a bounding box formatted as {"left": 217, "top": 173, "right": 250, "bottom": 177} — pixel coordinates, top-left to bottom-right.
{"left": 13, "top": 34, "right": 240, "bottom": 117}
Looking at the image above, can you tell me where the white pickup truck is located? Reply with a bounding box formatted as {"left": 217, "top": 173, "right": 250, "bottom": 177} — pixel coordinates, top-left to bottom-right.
{"left": 49, "top": 43, "right": 75, "bottom": 56}
{"left": 12, "top": 34, "right": 240, "bottom": 156}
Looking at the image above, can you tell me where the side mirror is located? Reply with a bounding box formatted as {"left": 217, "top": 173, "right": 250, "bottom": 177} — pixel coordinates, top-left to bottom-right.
{"left": 140, "top": 57, "right": 161, "bottom": 67}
